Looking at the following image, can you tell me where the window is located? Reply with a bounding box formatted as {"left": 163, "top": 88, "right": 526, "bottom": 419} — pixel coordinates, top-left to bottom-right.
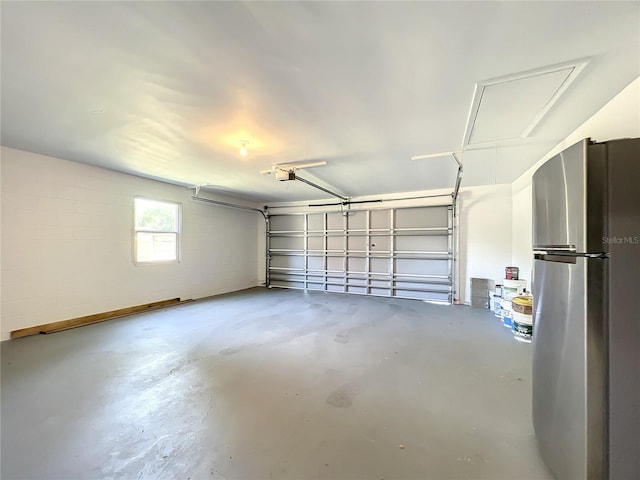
{"left": 134, "top": 197, "right": 181, "bottom": 264}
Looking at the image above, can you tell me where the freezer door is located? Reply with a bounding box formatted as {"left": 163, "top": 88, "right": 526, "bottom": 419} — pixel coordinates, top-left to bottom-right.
{"left": 532, "top": 139, "right": 588, "bottom": 251}
{"left": 532, "top": 258, "right": 586, "bottom": 480}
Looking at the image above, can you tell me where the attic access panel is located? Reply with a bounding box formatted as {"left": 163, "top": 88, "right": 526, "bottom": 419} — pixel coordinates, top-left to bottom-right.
{"left": 463, "top": 59, "right": 588, "bottom": 145}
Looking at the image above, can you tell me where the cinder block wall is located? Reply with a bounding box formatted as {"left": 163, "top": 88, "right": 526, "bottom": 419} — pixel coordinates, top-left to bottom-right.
{"left": 0, "top": 147, "right": 260, "bottom": 340}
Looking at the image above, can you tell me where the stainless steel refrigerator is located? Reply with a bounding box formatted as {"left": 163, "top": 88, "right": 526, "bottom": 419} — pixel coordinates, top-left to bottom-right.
{"left": 531, "top": 138, "right": 640, "bottom": 480}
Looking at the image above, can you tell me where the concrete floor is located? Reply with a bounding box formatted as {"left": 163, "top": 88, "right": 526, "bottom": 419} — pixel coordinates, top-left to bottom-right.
{"left": 1, "top": 287, "right": 552, "bottom": 480}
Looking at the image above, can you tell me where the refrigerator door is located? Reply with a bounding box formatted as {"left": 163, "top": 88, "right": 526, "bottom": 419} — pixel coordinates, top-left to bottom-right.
{"left": 532, "top": 139, "right": 587, "bottom": 251}
{"left": 532, "top": 256, "right": 587, "bottom": 480}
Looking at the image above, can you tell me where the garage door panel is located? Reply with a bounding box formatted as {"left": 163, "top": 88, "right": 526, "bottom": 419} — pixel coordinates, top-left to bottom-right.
{"left": 370, "top": 210, "right": 391, "bottom": 229}
{"left": 347, "top": 236, "right": 367, "bottom": 251}
{"left": 395, "top": 281, "right": 450, "bottom": 291}
{"left": 370, "top": 257, "right": 391, "bottom": 274}
{"left": 271, "top": 280, "right": 305, "bottom": 289}
{"left": 348, "top": 257, "right": 366, "bottom": 272}
{"left": 307, "top": 213, "right": 324, "bottom": 231}
{"left": 270, "top": 215, "right": 303, "bottom": 231}
{"left": 395, "top": 289, "right": 450, "bottom": 302}
{"left": 271, "top": 255, "right": 305, "bottom": 269}
{"left": 347, "top": 211, "right": 367, "bottom": 229}
{"left": 395, "top": 207, "right": 448, "bottom": 228}
{"left": 347, "top": 286, "right": 367, "bottom": 294}
{"left": 308, "top": 236, "right": 323, "bottom": 250}
{"left": 396, "top": 258, "right": 449, "bottom": 276}
{"left": 327, "top": 237, "right": 345, "bottom": 251}
{"left": 270, "top": 236, "right": 304, "bottom": 250}
{"left": 327, "top": 212, "right": 343, "bottom": 230}
{"left": 327, "top": 257, "right": 344, "bottom": 271}
{"left": 370, "top": 236, "right": 390, "bottom": 252}
{"left": 371, "top": 287, "right": 392, "bottom": 296}
{"left": 395, "top": 235, "right": 448, "bottom": 252}
{"left": 308, "top": 256, "right": 324, "bottom": 270}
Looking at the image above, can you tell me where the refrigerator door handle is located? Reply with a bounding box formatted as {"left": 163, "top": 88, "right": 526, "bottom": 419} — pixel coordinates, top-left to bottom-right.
{"left": 534, "top": 251, "right": 609, "bottom": 263}
{"left": 533, "top": 245, "right": 577, "bottom": 252}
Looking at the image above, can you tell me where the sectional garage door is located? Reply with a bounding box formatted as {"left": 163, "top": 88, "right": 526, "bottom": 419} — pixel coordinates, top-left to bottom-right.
{"left": 267, "top": 205, "right": 454, "bottom": 303}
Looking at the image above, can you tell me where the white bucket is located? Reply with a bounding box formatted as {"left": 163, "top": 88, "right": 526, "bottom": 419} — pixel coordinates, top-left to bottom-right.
{"left": 500, "top": 299, "right": 513, "bottom": 328}
{"left": 512, "top": 311, "right": 533, "bottom": 342}
{"left": 489, "top": 291, "right": 496, "bottom": 311}
{"left": 494, "top": 296, "right": 503, "bottom": 317}
{"left": 503, "top": 279, "right": 527, "bottom": 301}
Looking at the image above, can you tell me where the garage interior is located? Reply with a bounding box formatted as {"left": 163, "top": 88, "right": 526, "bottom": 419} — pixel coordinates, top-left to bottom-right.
{"left": 1, "top": 2, "right": 639, "bottom": 479}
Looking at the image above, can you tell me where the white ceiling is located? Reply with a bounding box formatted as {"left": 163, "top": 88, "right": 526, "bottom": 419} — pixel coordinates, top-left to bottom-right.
{"left": 1, "top": 1, "right": 638, "bottom": 202}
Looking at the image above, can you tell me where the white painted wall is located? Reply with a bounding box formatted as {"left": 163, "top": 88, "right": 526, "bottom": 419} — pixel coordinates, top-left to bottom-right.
{"left": 0, "top": 147, "right": 260, "bottom": 340}
{"left": 511, "top": 77, "right": 640, "bottom": 287}
{"left": 457, "top": 184, "right": 513, "bottom": 304}
{"left": 511, "top": 182, "right": 534, "bottom": 286}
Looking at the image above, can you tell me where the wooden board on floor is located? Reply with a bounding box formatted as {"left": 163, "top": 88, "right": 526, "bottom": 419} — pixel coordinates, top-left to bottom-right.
{"left": 10, "top": 298, "right": 192, "bottom": 339}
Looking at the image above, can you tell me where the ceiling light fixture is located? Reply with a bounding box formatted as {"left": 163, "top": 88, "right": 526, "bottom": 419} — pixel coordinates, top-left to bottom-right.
{"left": 240, "top": 140, "right": 249, "bottom": 157}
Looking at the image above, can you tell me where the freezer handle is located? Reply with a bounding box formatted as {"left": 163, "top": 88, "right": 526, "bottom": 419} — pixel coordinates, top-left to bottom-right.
{"left": 533, "top": 250, "right": 609, "bottom": 263}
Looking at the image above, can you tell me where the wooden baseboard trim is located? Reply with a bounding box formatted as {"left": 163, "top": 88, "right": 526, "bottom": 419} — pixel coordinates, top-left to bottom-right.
{"left": 10, "top": 298, "right": 193, "bottom": 339}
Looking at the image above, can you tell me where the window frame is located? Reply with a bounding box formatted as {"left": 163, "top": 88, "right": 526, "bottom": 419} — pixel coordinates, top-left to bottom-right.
{"left": 133, "top": 196, "right": 182, "bottom": 266}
